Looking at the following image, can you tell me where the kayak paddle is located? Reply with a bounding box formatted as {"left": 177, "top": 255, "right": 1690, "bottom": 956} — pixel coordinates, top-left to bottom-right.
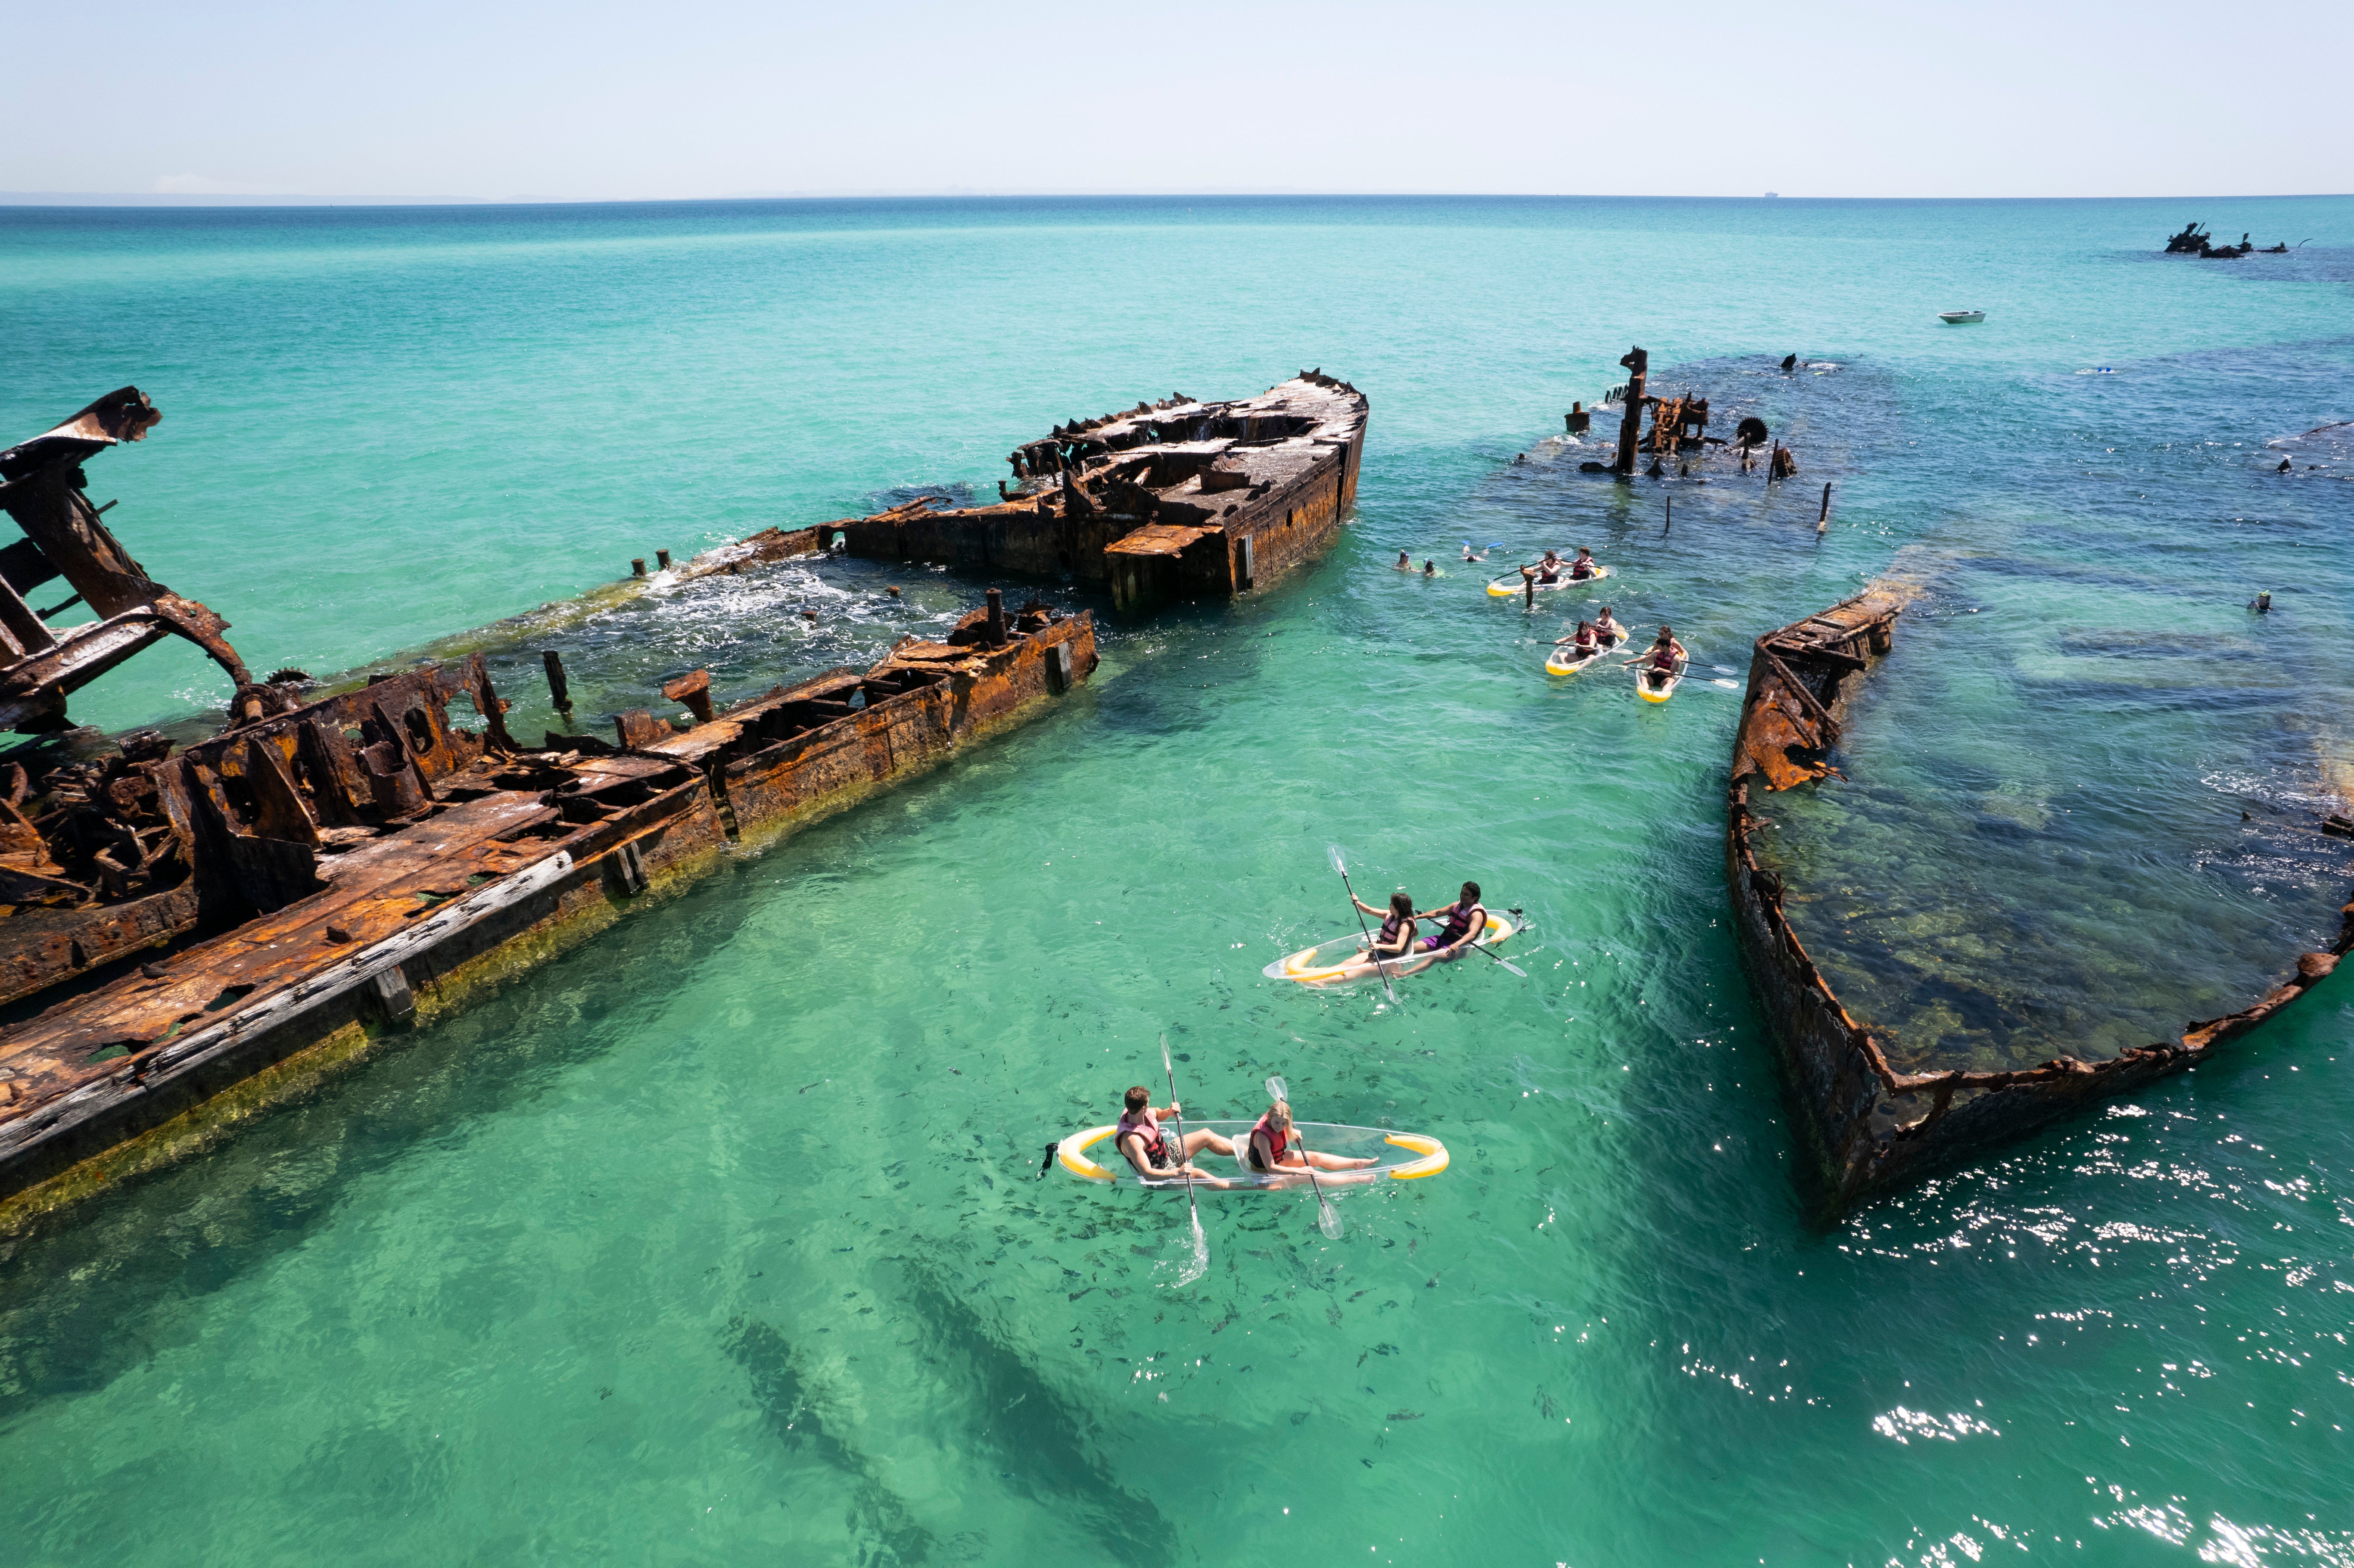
{"left": 1161, "top": 1033, "right": 1208, "bottom": 1286}
{"left": 1326, "top": 843, "right": 1399, "bottom": 1003}
{"left": 1265, "top": 1073, "right": 1342, "bottom": 1240}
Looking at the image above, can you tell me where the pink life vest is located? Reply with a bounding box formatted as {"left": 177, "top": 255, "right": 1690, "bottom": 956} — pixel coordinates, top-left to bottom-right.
{"left": 1118, "top": 1109, "right": 1176, "bottom": 1170}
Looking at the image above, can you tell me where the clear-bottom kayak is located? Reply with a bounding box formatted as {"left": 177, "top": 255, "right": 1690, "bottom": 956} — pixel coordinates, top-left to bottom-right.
{"left": 1487, "top": 564, "right": 1609, "bottom": 597}
{"left": 1057, "top": 1119, "right": 1448, "bottom": 1187}
{"left": 1635, "top": 658, "right": 1687, "bottom": 703}
{"left": 1545, "top": 627, "right": 1628, "bottom": 675}
{"left": 1262, "top": 912, "right": 1516, "bottom": 985}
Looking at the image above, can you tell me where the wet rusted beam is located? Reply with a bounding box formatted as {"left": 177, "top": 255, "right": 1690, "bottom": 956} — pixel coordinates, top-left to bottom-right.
{"left": 1725, "top": 590, "right": 2354, "bottom": 1213}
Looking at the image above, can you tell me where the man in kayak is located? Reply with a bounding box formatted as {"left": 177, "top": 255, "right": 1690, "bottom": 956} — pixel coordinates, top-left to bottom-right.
{"left": 1593, "top": 605, "right": 1625, "bottom": 644}
{"left": 1349, "top": 889, "right": 1420, "bottom": 968}
{"left": 1116, "top": 1086, "right": 1234, "bottom": 1184}
{"left": 1555, "top": 619, "right": 1600, "bottom": 660}
{"left": 1636, "top": 626, "right": 1688, "bottom": 691}
{"left": 1413, "top": 880, "right": 1488, "bottom": 959}
{"left": 1246, "top": 1099, "right": 1377, "bottom": 1176}
{"left": 1569, "top": 547, "right": 1599, "bottom": 580}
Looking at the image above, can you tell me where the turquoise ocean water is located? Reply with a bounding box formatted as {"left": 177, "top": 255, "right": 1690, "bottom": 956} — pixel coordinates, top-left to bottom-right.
{"left": 1, "top": 196, "right": 2351, "bottom": 1564}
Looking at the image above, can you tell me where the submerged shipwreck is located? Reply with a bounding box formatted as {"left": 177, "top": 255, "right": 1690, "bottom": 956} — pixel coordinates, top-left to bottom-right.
{"left": 830, "top": 373, "right": 1368, "bottom": 613}
{"left": 1725, "top": 591, "right": 2354, "bottom": 1211}
{"left": 0, "top": 389, "right": 1098, "bottom": 1230}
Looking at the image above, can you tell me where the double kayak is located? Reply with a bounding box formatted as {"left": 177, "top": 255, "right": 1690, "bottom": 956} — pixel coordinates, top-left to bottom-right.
{"left": 1545, "top": 626, "right": 1629, "bottom": 675}
{"left": 1263, "top": 912, "right": 1517, "bottom": 985}
{"left": 1057, "top": 1119, "right": 1449, "bottom": 1187}
{"left": 1635, "top": 657, "right": 1688, "bottom": 703}
{"left": 1487, "top": 565, "right": 1610, "bottom": 598}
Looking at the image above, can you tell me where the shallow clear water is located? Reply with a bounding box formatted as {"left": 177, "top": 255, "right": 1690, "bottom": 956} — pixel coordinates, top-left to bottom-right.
{"left": 1, "top": 196, "right": 2351, "bottom": 1565}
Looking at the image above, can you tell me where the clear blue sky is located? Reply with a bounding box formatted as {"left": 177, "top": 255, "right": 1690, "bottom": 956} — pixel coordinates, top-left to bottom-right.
{"left": 5, "top": 0, "right": 2343, "bottom": 201}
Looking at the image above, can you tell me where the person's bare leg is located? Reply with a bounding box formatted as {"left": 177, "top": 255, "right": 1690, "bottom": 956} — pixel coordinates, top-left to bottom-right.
{"left": 1181, "top": 1127, "right": 1234, "bottom": 1158}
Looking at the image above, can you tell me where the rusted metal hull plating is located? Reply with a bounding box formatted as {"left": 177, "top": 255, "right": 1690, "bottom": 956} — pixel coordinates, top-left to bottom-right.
{"left": 832, "top": 373, "right": 1369, "bottom": 613}
{"left": 0, "top": 610, "right": 1096, "bottom": 1225}
{"left": 1725, "top": 591, "right": 2354, "bottom": 1212}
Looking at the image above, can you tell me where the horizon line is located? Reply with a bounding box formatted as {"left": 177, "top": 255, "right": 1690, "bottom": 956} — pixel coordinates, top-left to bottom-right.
{"left": 3, "top": 189, "right": 2350, "bottom": 210}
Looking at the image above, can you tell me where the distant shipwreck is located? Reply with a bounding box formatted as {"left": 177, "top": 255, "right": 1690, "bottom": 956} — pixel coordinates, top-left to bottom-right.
{"left": 1725, "top": 591, "right": 2354, "bottom": 1211}
{"left": 831, "top": 373, "right": 1368, "bottom": 613}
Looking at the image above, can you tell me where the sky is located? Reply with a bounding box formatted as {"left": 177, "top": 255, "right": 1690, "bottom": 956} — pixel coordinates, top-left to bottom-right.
{"left": 3, "top": 0, "right": 2345, "bottom": 202}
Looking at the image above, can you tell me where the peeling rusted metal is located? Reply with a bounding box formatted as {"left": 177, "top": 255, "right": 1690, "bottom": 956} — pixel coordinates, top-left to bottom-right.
{"left": 0, "top": 389, "right": 251, "bottom": 734}
{"left": 1726, "top": 591, "right": 2354, "bottom": 1213}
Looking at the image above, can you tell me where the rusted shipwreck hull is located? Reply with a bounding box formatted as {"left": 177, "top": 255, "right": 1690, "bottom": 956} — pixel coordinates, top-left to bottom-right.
{"left": 834, "top": 373, "right": 1368, "bottom": 613}
{"left": 1726, "top": 590, "right": 2354, "bottom": 1211}
{"left": 0, "top": 392, "right": 1097, "bottom": 1231}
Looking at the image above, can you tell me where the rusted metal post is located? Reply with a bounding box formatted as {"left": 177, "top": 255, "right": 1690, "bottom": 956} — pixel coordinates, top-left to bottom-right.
{"left": 1613, "top": 348, "right": 1647, "bottom": 477}
{"left": 1566, "top": 401, "right": 1590, "bottom": 435}
{"left": 1663, "top": 497, "right": 1672, "bottom": 536}
{"left": 985, "top": 588, "right": 1005, "bottom": 647}
{"left": 656, "top": 550, "right": 672, "bottom": 570}
{"left": 1818, "top": 482, "right": 1832, "bottom": 535}
{"left": 542, "top": 650, "right": 572, "bottom": 713}
{"left": 631, "top": 559, "right": 646, "bottom": 578}
{"left": 662, "top": 669, "right": 714, "bottom": 725}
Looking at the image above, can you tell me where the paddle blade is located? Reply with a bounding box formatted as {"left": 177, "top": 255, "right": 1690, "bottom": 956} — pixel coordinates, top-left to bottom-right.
{"left": 1265, "top": 1074, "right": 1289, "bottom": 1104}
{"left": 1160, "top": 1033, "right": 1172, "bottom": 1076}
{"left": 1318, "top": 1198, "right": 1343, "bottom": 1240}
{"left": 1157, "top": 1207, "right": 1210, "bottom": 1289}
{"left": 1326, "top": 843, "right": 1348, "bottom": 877}
{"left": 1495, "top": 957, "right": 1529, "bottom": 978}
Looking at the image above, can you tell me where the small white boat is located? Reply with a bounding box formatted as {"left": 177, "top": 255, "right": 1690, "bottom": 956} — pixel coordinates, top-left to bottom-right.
{"left": 1938, "top": 310, "right": 1986, "bottom": 324}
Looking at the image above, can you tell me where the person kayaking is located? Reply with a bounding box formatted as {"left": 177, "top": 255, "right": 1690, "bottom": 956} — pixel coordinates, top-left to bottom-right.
{"left": 1350, "top": 889, "right": 1420, "bottom": 967}
{"left": 1569, "top": 547, "right": 1599, "bottom": 580}
{"left": 1636, "top": 626, "right": 1687, "bottom": 691}
{"left": 1593, "top": 605, "right": 1625, "bottom": 644}
{"left": 1246, "top": 1099, "right": 1376, "bottom": 1176}
{"left": 1413, "top": 881, "right": 1488, "bottom": 959}
{"left": 1520, "top": 549, "right": 1564, "bottom": 586}
{"left": 1555, "top": 619, "right": 1600, "bottom": 659}
{"left": 1115, "top": 1085, "right": 1234, "bottom": 1184}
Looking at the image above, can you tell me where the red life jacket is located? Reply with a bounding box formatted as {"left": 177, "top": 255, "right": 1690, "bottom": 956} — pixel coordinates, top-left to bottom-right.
{"left": 1572, "top": 557, "right": 1596, "bottom": 578}
{"left": 1249, "top": 1115, "right": 1294, "bottom": 1172}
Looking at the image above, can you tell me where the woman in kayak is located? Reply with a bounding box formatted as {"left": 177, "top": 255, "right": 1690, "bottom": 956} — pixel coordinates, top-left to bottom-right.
{"left": 1555, "top": 620, "right": 1600, "bottom": 659}
{"left": 1593, "top": 605, "right": 1624, "bottom": 644}
{"left": 1116, "top": 1086, "right": 1234, "bottom": 1183}
{"left": 1569, "top": 547, "right": 1599, "bottom": 579}
{"left": 1247, "top": 1100, "right": 1377, "bottom": 1175}
{"left": 1350, "top": 889, "right": 1420, "bottom": 967}
{"left": 1414, "top": 881, "right": 1488, "bottom": 958}
{"left": 1520, "top": 549, "right": 1564, "bottom": 586}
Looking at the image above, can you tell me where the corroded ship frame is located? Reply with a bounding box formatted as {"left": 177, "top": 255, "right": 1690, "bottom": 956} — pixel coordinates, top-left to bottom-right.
{"left": 1726, "top": 590, "right": 2354, "bottom": 1211}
